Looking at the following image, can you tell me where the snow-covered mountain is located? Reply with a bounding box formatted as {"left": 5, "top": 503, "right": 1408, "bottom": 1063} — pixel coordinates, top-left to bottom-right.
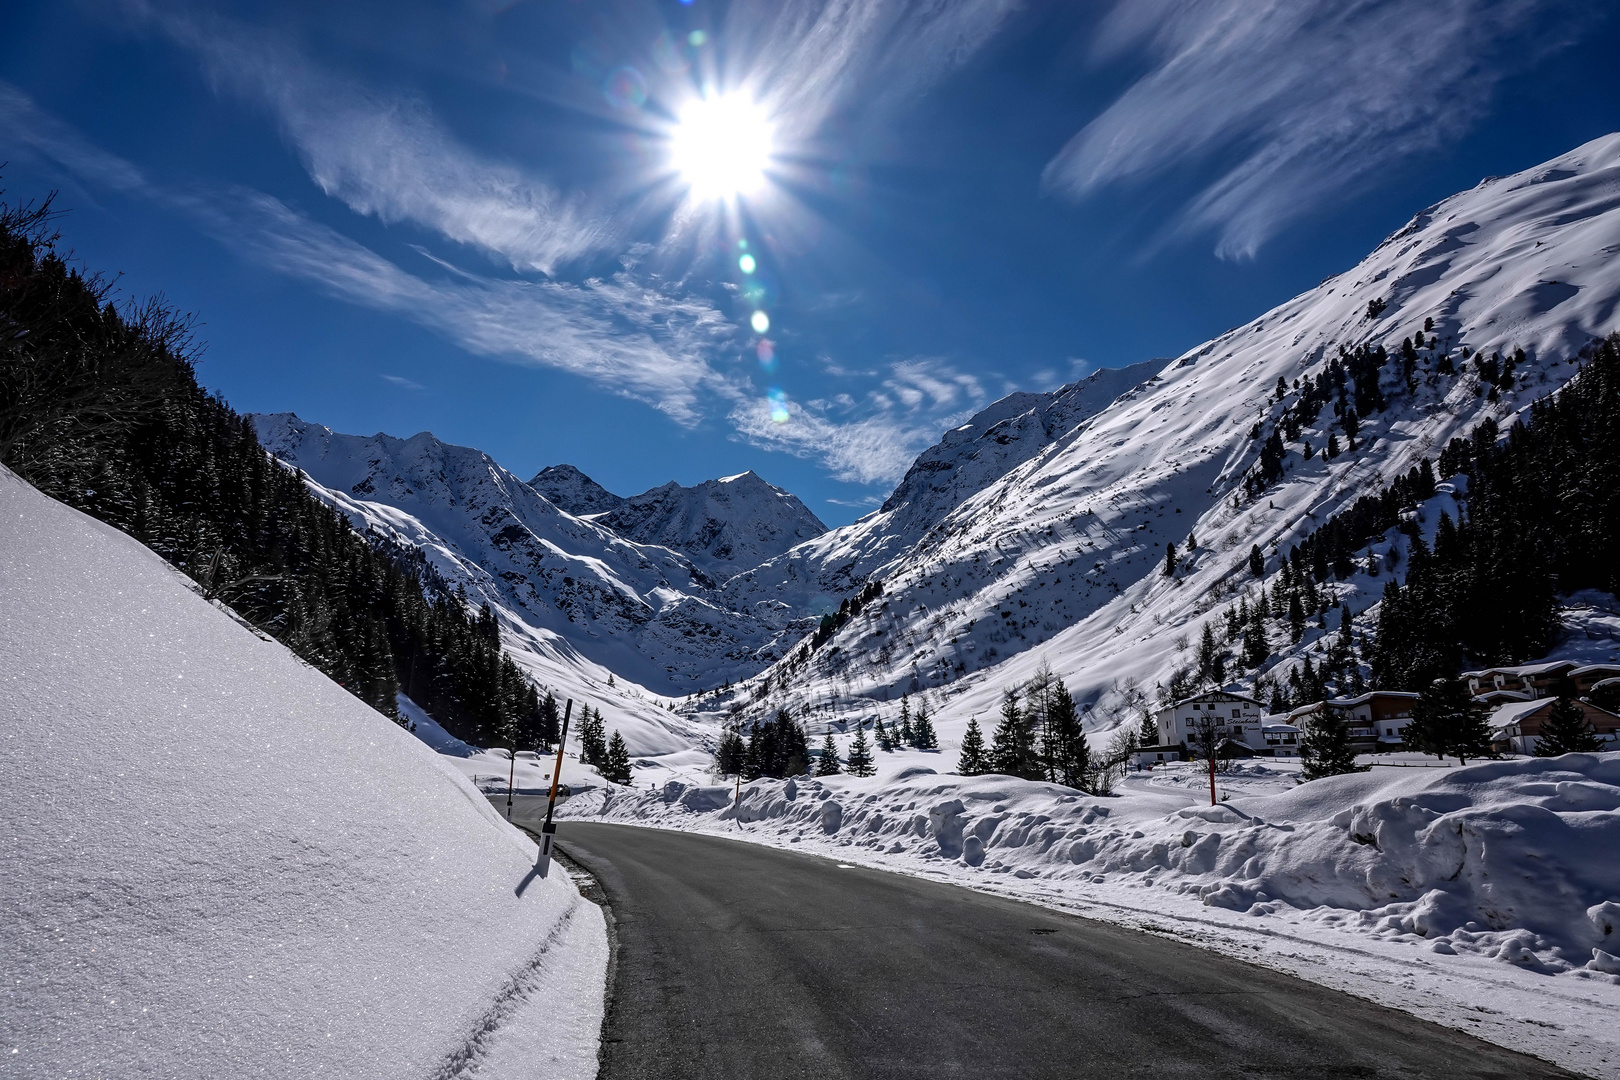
{"left": 595, "top": 471, "right": 826, "bottom": 576}
{"left": 531, "top": 463, "right": 625, "bottom": 516}
{"left": 249, "top": 415, "right": 809, "bottom": 713}
{"left": 705, "top": 132, "right": 1620, "bottom": 742}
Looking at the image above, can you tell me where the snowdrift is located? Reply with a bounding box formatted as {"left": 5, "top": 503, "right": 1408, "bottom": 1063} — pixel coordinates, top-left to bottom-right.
{"left": 575, "top": 755, "right": 1620, "bottom": 976}
{"left": 0, "top": 466, "right": 605, "bottom": 1079}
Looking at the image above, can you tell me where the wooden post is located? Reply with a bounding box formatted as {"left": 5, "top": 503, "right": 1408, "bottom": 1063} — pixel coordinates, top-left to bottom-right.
{"left": 533, "top": 699, "right": 574, "bottom": 878}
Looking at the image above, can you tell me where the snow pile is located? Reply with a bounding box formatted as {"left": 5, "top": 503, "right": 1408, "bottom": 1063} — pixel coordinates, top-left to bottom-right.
{"left": 0, "top": 466, "right": 606, "bottom": 1080}
{"left": 574, "top": 755, "right": 1620, "bottom": 977}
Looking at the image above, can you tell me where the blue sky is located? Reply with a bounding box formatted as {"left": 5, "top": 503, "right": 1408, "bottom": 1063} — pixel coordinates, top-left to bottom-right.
{"left": 3, "top": 0, "right": 1617, "bottom": 523}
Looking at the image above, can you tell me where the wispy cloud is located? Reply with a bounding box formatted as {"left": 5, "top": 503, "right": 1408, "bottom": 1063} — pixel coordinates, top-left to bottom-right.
{"left": 1043, "top": 0, "right": 1581, "bottom": 259}
{"left": 731, "top": 357, "right": 985, "bottom": 486}
{"left": 0, "top": 84, "right": 730, "bottom": 423}
{"left": 380, "top": 374, "right": 425, "bottom": 391}
{"left": 734, "top": 0, "right": 1024, "bottom": 139}
{"left": 111, "top": 0, "right": 609, "bottom": 276}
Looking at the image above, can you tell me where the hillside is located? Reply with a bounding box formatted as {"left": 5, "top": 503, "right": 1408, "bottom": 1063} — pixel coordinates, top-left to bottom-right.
{"left": 531, "top": 463, "right": 626, "bottom": 516}
{"left": 0, "top": 463, "right": 605, "bottom": 1079}
{"left": 700, "top": 132, "right": 1620, "bottom": 745}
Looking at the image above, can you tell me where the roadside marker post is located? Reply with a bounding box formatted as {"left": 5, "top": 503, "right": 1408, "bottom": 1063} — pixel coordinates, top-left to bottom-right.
{"left": 535, "top": 698, "right": 573, "bottom": 879}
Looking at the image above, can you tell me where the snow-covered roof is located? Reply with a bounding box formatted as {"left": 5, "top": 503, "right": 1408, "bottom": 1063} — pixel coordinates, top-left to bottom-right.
{"left": 1461, "top": 660, "right": 1577, "bottom": 679}
{"left": 1489, "top": 699, "right": 1551, "bottom": 728}
{"left": 1570, "top": 664, "right": 1620, "bottom": 677}
{"left": 1475, "top": 689, "right": 1534, "bottom": 703}
{"left": 1262, "top": 723, "right": 1302, "bottom": 734}
{"left": 1171, "top": 689, "right": 1263, "bottom": 709}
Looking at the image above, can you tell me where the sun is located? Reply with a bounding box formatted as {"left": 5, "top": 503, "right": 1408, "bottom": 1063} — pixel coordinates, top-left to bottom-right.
{"left": 670, "top": 93, "right": 775, "bottom": 199}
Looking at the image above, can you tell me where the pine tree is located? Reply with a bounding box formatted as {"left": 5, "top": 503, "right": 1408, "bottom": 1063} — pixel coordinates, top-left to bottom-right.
{"left": 1536, "top": 697, "right": 1602, "bottom": 755}
{"left": 578, "top": 707, "right": 608, "bottom": 767}
{"left": 988, "top": 687, "right": 1039, "bottom": 779}
{"left": 845, "top": 725, "right": 876, "bottom": 777}
{"left": 957, "top": 717, "right": 989, "bottom": 775}
{"left": 716, "top": 729, "right": 747, "bottom": 775}
{"left": 913, "top": 704, "right": 938, "bottom": 750}
{"left": 898, "top": 697, "right": 915, "bottom": 746}
{"left": 816, "top": 730, "right": 842, "bottom": 775}
{"left": 873, "top": 715, "right": 893, "bottom": 752}
{"left": 603, "top": 730, "right": 633, "bottom": 784}
{"left": 1163, "top": 541, "right": 1178, "bottom": 576}
{"left": 1249, "top": 544, "right": 1265, "bottom": 578}
{"left": 1299, "top": 708, "right": 1365, "bottom": 781}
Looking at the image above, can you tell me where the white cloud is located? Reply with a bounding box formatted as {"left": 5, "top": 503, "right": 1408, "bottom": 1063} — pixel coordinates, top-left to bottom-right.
{"left": 733, "top": 0, "right": 1024, "bottom": 140}
{"left": 1043, "top": 0, "right": 1581, "bottom": 259}
{"left": 730, "top": 357, "right": 986, "bottom": 486}
{"left": 0, "top": 85, "right": 732, "bottom": 424}
{"left": 112, "top": 0, "right": 609, "bottom": 276}
{"left": 380, "top": 374, "right": 425, "bottom": 391}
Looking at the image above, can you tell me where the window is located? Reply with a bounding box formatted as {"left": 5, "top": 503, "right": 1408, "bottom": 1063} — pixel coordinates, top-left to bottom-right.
{"left": 1231, "top": 708, "right": 1240, "bottom": 718}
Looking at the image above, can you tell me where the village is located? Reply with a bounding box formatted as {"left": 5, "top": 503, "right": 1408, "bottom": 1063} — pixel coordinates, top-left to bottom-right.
{"left": 1136, "top": 659, "right": 1620, "bottom": 768}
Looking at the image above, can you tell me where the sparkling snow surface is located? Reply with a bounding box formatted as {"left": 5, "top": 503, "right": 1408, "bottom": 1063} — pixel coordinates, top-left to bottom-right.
{"left": 0, "top": 466, "right": 606, "bottom": 1080}
{"left": 566, "top": 751, "right": 1620, "bottom": 1078}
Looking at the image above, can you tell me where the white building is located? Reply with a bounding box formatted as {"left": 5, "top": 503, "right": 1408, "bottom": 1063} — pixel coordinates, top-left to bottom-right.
{"left": 1156, "top": 690, "right": 1265, "bottom": 750}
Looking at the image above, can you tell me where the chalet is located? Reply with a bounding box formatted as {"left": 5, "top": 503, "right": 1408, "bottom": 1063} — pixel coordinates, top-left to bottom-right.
{"left": 1156, "top": 690, "right": 1265, "bottom": 751}
{"left": 1260, "top": 722, "right": 1302, "bottom": 755}
{"left": 1487, "top": 698, "right": 1620, "bottom": 755}
{"left": 1287, "top": 691, "right": 1420, "bottom": 752}
{"left": 1462, "top": 660, "right": 1578, "bottom": 702}
{"left": 1129, "top": 745, "right": 1182, "bottom": 769}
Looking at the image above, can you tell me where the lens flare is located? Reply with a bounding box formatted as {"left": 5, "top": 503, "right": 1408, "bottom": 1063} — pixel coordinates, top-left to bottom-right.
{"left": 738, "top": 253, "right": 757, "bottom": 274}
{"left": 750, "top": 310, "right": 770, "bottom": 334}
{"left": 767, "top": 387, "right": 790, "bottom": 424}
{"left": 756, "top": 338, "right": 776, "bottom": 372}
{"left": 604, "top": 66, "right": 646, "bottom": 110}
{"left": 671, "top": 93, "right": 774, "bottom": 199}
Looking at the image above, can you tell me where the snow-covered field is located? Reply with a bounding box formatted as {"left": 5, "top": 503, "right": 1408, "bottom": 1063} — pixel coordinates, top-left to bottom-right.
{"left": 562, "top": 750, "right": 1620, "bottom": 1078}
{"left": 0, "top": 465, "right": 606, "bottom": 1080}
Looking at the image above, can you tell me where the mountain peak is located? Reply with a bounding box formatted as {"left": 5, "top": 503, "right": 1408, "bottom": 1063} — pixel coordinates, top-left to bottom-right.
{"left": 600, "top": 471, "right": 827, "bottom": 576}
{"left": 529, "top": 464, "right": 625, "bottom": 516}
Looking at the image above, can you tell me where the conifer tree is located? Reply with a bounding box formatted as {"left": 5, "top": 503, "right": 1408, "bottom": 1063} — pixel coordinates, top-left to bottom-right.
{"left": 603, "top": 730, "right": 633, "bottom": 784}
{"left": 913, "top": 704, "right": 938, "bottom": 750}
{"left": 1536, "top": 696, "right": 1602, "bottom": 755}
{"left": 957, "top": 717, "right": 988, "bottom": 775}
{"left": 816, "top": 730, "right": 842, "bottom": 775}
{"left": 578, "top": 707, "right": 608, "bottom": 767}
{"left": 898, "top": 697, "right": 915, "bottom": 746}
{"left": 1249, "top": 544, "right": 1265, "bottom": 578}
{"left": 845, "top": 725, "right": 876, "bottom": 777}
{"left": 1163, "top": 541, "right": 1178, "bottom": 576}
{"left": 873, "top": 715, "right": 893, "bottom": 752}
{"left": 1299, "top": 708, "right": 1365, "bottom": 781}
{"left": 988, "top": 688, "right": 1039, "bottom": 779}
{"left": 716, "top": 729, "right": 747, "bottom": 776}
{"left": 1407, "top": 677, "right": 1489, "bottom": 763}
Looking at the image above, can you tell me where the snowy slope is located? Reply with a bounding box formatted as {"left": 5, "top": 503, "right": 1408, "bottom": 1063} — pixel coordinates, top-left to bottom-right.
{"left": 0, "top": 464, "right": 605, "bottom": 1080}
{"left": 567, "top": 753, "right": 1620, "bottom": 1077}
{"left": 710, "top": 132, "right": 1620, "bottom": 746}
{"left": 250, "top": 414, "right": 807, "bottom": 707}
{"left": 596, "top": 470, "right": 827, "bottom": 576}
{"left": 718, "top": 361, "right": 1161, "bottom": 623}
{"left": 531, "top": 463, "right": 625, "bottom": 516}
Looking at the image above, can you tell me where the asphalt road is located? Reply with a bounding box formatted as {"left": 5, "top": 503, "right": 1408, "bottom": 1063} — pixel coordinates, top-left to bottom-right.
{"left": 558, "top": 821, "right": 1576, "bottom": 1080}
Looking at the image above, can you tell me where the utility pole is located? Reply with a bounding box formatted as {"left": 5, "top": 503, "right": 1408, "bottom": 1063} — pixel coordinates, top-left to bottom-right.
{"left": 534, "top": 699, "right": 573, "bottom": 878}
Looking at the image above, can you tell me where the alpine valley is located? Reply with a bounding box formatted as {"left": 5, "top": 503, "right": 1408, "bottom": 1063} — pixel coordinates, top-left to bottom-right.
{"left": 253, "top": 133, "right": 1620, "bottom": 764}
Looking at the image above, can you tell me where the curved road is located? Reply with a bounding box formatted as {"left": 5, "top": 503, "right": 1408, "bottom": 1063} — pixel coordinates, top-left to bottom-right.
{"left": 558, "top": 822, "right": 1572, "bottom": 1080}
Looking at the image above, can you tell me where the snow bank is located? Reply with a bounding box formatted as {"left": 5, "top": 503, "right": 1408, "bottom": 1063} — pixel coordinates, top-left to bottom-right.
{"left": 0, "top": 466, "right": 606, "bottom": 1080}
{"left": 580, "top": 757, "right": 1620, "bottom": 975}
{"left": 565, "top": 754, "right": 1620, "bottom": 1075}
